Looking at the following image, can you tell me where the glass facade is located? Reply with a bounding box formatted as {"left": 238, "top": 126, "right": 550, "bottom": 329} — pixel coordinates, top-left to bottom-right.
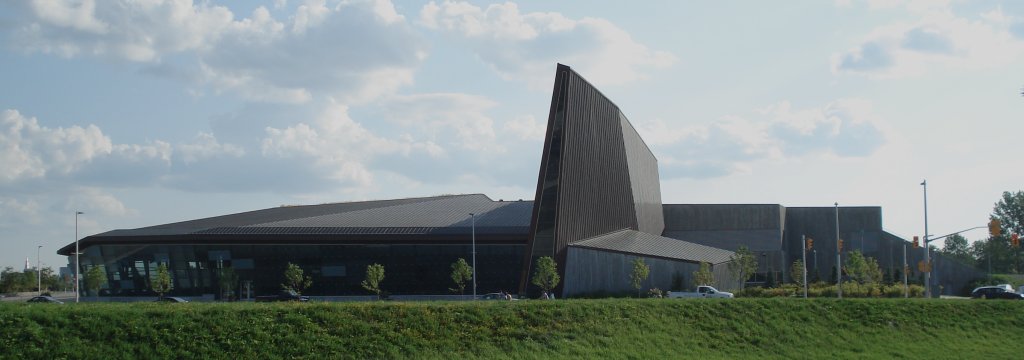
{"left": 77, "top": 243, "right": 524, "bottom": 298}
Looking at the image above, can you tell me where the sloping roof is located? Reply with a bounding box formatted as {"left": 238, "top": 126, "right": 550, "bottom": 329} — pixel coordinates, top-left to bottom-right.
{"left": 569, "top": 229, "right": 735, "bottom": 265}
{"left": 59, "top": 194, "right": 533, "bottom": 255}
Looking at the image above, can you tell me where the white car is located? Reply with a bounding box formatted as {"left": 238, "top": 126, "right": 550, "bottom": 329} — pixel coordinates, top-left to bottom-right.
{"left": 667, "top": 286, "right": 734, "bottom": 299}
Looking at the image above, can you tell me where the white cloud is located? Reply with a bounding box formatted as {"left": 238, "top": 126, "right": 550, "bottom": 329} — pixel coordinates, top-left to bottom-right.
{"left": 502, "top": 115, "right": 546, "bottom": 141}
{"left": 6, "top": 0, "right": 426, "bottom": 103}
{"left": 176, "top": 133, "right": 245, "bottom": 164}
{"left": 636, "top": 99, "right": 889, "bottom": 179}
{"left": 832, "top": 2, "right": 1024, "bottom": 78}
{"left": 380, "top": 93, "right": 501, "bottom": 152}
{"left": 261, "top": 101, "right": 440, "bottom": 187}
{"left": 0, "top": 109, "right": 113, "bottom": 182}
{"left": 65, "top": 187, "right": 135, "bottom": 217}
{"left": 419, "top": 0, "right": 675, "bottom": 88}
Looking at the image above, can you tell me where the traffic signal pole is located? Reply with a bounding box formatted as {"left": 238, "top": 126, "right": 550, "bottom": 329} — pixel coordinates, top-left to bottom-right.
{"left": 802, "top": 235, "right": 808, "bottom": 299}
{"left": 835, "top": 203, "right": 842, "bottom": 299}
{"left": 902, "top": 243, "right": 908, "bottom": 298}
{"left": 922, "top": 180, "right": 931, "bottom": 298}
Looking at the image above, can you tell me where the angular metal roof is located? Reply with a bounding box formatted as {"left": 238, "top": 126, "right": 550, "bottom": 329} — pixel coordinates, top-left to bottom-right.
{"left": 59, "top": 194, "right": 533, "bottom": 255}
{"left": 251, "top": 195, "right": 532, "bottom": 228}
{"left": 569, "top": 229, "right": 735, "bottom": 265}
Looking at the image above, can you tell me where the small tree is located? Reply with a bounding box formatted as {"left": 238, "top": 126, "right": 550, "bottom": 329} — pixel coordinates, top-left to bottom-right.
{"left": 727, "top": 246, "right": 757, "bottom": 288}
{"left": 693, "top": 262, "right": 715, "bottom": 287}
{"left": 361, "top": 263, "right": 385, "bottom": 300}
{"left": 282, "top": 263, "right": 312, "bottom": 294}
{"left": 152, "top": 263, "right": 172, "bottom": 298}
{"left": 449, "top": 258, "right": 473, "bottom": 295}
{"left": 84, "top": 266, "right": 105, "bottom": 297}
{"left": 630, "top": 258, "right": 650, "bottom": 298}
{"left": 790, "top": 259, "right": 805, "bottom": 288}
{"left": 531, "top": 256, "right": 560, "bottom": 296}
{"left": 219, "top": 267, "right": 239, "bottom": 301}
{"left": 846, "top": 250, "right": 883, "bottom": 285}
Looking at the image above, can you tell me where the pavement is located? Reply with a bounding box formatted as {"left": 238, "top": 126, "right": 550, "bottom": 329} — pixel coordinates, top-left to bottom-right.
{"left": 1, "top": 291, "right": 77, "bottom": 302}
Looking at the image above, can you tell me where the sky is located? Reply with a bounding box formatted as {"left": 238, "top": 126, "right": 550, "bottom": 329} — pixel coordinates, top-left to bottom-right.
{"left": 1, "top": 0, "right": 1023, "bottom": 271}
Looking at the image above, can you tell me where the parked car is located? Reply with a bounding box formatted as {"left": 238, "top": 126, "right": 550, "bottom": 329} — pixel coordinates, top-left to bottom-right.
{"left": 27, "top": 296, "right": 64, "bottom": 304}
{"left": 481, "top": 292, "right": 517, "bottom": 300}
{"left": 667, "top": 286, "right": 734, "bottom": 299}
{"left": 971, "top": 286, "right": 1024, "bottom": 300}
{"left": 255, "top": 290, "right": 310, "bottom": 302}
{"left": 155, "top": 296, "right": 189, "bottom": 303}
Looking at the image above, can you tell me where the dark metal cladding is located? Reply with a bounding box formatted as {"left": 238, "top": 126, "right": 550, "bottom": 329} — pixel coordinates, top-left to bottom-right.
{"left": 519, "top": 64, "right": 665, "bottom": 296}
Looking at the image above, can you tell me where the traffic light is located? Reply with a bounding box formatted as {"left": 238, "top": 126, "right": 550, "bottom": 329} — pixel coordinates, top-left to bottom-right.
{"left": 838, "top": 239, "right": 844, "bottom": 251}
{"left": 1013, "top": 233, "right": 1020, "bottom": 248}
{"left": 912, "top": 236, "right": 920, "bottom": 248}
{"left": 806, "top": 237, "right": 813, "bottom": 251}
{"left": 989, "top": 219, "right": 1002, "bottom": 237}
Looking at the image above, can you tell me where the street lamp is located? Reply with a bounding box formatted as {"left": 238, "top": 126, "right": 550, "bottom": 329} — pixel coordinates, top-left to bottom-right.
{"left": 37, "top": 245, "right": 42, "bottom": 296}
{"left": 470, "top": 213, "right": 477, "bottom": 300}
{"left": 835, "top": 202, "right": 842, "bottom": 299}
{"left": 921, "top": 180, "right": 931, "bottom": 298}
{"left": 75, "top": 211, "right": 83, "bottom": 303}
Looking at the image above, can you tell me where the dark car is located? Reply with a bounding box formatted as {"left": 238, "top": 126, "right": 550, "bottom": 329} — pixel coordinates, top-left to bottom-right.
{"left": 155, "top": 296, "right": 189, "bottom": 303}
{"left": 27, "top": 296, "right": 64, "bottom": 304}
{"left": 254, "top": 290, "right": 310, "bottom": 302}
{"left": 971, "top": 286, "right": 1024, "bottom": 300}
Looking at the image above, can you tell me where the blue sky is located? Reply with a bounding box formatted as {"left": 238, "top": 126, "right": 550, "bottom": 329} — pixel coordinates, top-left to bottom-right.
{"left": 1, "top": 0, "right": 1023, "bottom": 271}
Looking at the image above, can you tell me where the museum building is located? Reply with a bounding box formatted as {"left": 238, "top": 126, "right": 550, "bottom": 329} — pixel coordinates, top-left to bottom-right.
{"left": 59, "top": 64, "right": 978, "bottom": 298}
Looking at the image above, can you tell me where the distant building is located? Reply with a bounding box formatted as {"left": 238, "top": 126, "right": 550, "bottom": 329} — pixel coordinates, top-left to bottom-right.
{"left": 24, "top": 257, "right": 31, "bottom": 271}
{"left": 58, "top": 64, "right": 980, "bottom": 298}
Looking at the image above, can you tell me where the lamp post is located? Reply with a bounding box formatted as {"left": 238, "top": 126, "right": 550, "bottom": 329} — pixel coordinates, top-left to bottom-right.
{"left": 37, "top": 245, "right": 42, "bottom": 296}
{"left": 921, "top": 180, "right": 931, "bottom": 298}
{"left": 75, "top": 211, "right": 83, "bottom": 303}
{"left": 836, "top": 202, "right": 842, "bottom": 299}
{"left": 470, "top": 213, "right": 477, "bottom": 300}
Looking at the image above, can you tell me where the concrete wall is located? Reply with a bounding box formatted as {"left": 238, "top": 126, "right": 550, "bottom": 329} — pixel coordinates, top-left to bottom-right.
{"left": 563, "top": 247, "right": 740, "bottom": 297}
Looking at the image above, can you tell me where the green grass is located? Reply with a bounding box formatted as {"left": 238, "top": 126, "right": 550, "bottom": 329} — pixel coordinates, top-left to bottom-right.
{"left": 1, "top": 298, "right": 1021, "bottom": 359}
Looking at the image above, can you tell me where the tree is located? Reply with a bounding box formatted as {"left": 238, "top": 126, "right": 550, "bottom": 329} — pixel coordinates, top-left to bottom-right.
{"left": 219, "top": 267, "right": 239, "bottom": 300}
{"left": 629, "top": 258, "right": 650, "bottom": 298}
{"left": 993, "top": 191, "right": 1024, "bottom": 235}
{"left": 940, "top": 234, "right": 973, "bottom": 265}
{"left": 449, "top": 258, "right": 473, "bottom": 295}
{"left": 845, "top": 250, "right": 882, "bottom": 285}
{"left": 726, "top": 246, "right": 757, "bottom": 288}
{"left": 993, "top": 191, "right": 1024, "bottom": 273}
{"left": 361, "top": 263, "right": 385, "bottom": 300}
{"left": 692, "top": 262, "right": 714, "bottom": 287}
{"left": 531, "top": 256, "right": 560, "bottom": 295}
{"left": 282, "top": 263, "right": 312, "bottom": 294}
{"left": 790, "top": 259, "right": 805, "bottom": 287}
{"left": 152, "top": 263, "right": 172, "bottom": 298}
{"left": 84, "top": 266, "right": 105, "bottom": 297}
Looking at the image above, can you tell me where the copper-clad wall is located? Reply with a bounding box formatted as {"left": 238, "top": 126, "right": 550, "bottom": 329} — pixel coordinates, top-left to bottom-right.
{"left": 520, "top": 64, "right": 664, "bottom": 295}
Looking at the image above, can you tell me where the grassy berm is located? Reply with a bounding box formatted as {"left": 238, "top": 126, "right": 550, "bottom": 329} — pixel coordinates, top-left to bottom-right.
{"left": 1, "top": 298, "right": 1022, "bottom": 359}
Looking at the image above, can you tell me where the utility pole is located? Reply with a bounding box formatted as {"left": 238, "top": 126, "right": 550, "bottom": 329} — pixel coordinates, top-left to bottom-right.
{"left": 802, "top": 235, "right": 808, "bottom": 299}
{"left": 37, "top": 245, "right": 43, "bottom": 296}
{"left": 470, "top": 213, "right": 477, "bottom": 300}
{"left": 922, "top": 180, "right": 931, "bottom": 298}
{"left": 836, "top": 202, "right": 842, "bottom": 299}
{"left": 903, "top": 243, "right": 908, "bottom": 298}
{"left": 75, "top": 211, "right": 83, "bottom": 303}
